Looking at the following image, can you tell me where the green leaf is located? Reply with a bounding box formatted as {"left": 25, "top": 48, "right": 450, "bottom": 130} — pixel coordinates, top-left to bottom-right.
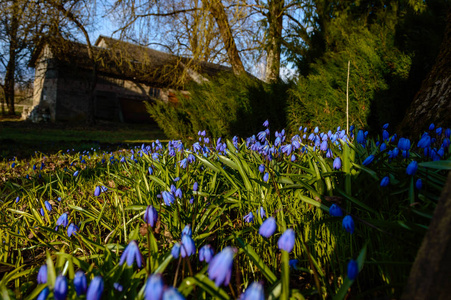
{"left": 418, "top": 160, "right": 451, "bottom": 170}
{"left": 236, "top": 238, "right": 277, "bottom": 284}
{"left": 46, "top": 251, "right": 56, "bottom": 289}
{"left": 178, "top": 274, "right": 230, "bottom": 299}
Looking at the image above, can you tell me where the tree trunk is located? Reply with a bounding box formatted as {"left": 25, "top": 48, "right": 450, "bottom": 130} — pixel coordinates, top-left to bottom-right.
{"left": 204, "top": 0, "right": 245, "bottom": 75}
{"left": 5, "top": 52, "right": 16, "bottom": 116}
{"left": 265, "top": 0, "right": 284, "bottom": 83}
{"left": 402, "top": 172, "right": 451, "bottom": 300}
{"left": 398, "top": 9, "right": 451, "bottom": 136}
{"left": 4, "top": 4, "right": 19, "bottom": 116}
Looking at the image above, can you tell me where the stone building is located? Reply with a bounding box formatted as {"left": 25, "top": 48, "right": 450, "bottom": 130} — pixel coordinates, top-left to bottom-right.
{"left": 27, "top": 36, "right": 231, "bottom": 123}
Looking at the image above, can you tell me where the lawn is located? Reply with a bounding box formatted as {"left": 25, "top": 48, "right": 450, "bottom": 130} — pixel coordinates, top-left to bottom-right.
{"left": 0, "top": 121, "right": 449, "bottom": 299}
{"left": 0, "top": 120, "right": 167, "bottom": 160}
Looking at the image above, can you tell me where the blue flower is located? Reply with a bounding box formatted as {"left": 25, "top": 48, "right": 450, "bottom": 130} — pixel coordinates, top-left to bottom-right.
{"left": 171, "top": 243, "right": 181, "bottom": 259}
{"left": 406, "top": 161, "right": 418, "bottom": 176}
{"left": 329, "top": 204, "right": 343, "bottom": 217}
{"left": 199, "top": 245, "right": 214, "bottom": 263}
{"left": 259, "top": 207, "right": 266, "bottom": 219}
{"left": 416, "top": 178, "right": 423, "bottom": 190}
{"left": 243, "top": 212, "right": 254, "bottom": 223}
{"left": 148, "top": 167, "right": 153, "bottom": 175}
{"left": 67, "top": 223, "right": 79, "bottom": 237}
{"left": 402, "top": 150, "right": 409, "bottom": 158}
{"left": 37, "top": 287, "right": 50, "bottom": 300}
{"left": 144, "top": 274, "right": 164, "bottom": 300}
{"left": 37, "top": 264, "right": 47, "bottom": 284}
{"left": 74, "top": 271, "right": 87, "bottom": 296}
{"left": 182, "top": 224, "right": 192, "bottom": 237}
{"left": 208, "top": 247, "right": 235, "bottom": 287}
{"left": 193, "top": 182, "right": 198, "bottom": 192}
{"left": 119, "top": 240, "right": 143, "bottom": 268}
{"left": 15, "top": 196, "right": 20, "bottom": 203}
{"left": 162, "top": 287, "right": 185, "bottom": 300}
{"left": 347, "top": 259, "right": 359, "bottom": 280}
{"left": 181, "top": 234, "right": 196, "bottom": 258}
{"left": 278, "top": 229, "right": 295, "bottom": 252}
{"left": 179, "top": 158, "right": 188, "bottom": 169}
{"left": 258, "top": 164, "right": 265, "bottom": 173}
{"left": 429, "top": 123, "right": 435, "bottom": 130}
{"left": 342, "top": 215, "right": 355, "bottom": 234}
{"left": 73, "top": 170, "right": 79, "bottom": 177}
{"left": 175, "top": 188, "right": 183, "bottom": 199}
{"left": 56, "top": 213, "right": 69, "bottom": 228}
{"left": 54, "top": 275, "right": 68, "bottom": 300}
{"left": 44, "top": 201, "right": 52, "bottom": 211}
{"left": 397, "top": 138, "right": 411, "bottom": 151}
{"left": 382, "top": 130, "right": 389, "bottom": 141}
{"left": 263, "top": 172, "right": 269, "bottom": 182}
{"left": 86, "top": 276, "right": 104, "bottom": 300}
{"left": 289, "top": 259, "right": 298, "bottom": 269}
{"left": 259, "top": 217, "right": 277, "bottom": 238}
{"left": 333, "top": 157, "right": 342, "bottom": 170}
{"left": 417, "top": 134, "right": 431, "bottom": 148}
{"left": 144, "top": 206, "right": 158, "bottom": 227}
{"left": 380, "top": 176, "right": 390, "bottom": 187}
{"left": 162, "top": 191, "right": 175, "bottom": 206}
{"left": 94, "top": 186, "right": 101, "bottom": 197}
{"left": 11, "top": 162, "right": 15, "bottom": 168}
{"left": 356, "top": 130, "right": 365, "bottom": 145}
{"left": 263, "top": 120, "right": 269, "bottom": 127}
{"left": 257, "top": 131, "right": 267, "bottom": 142}
{"left": 113, "top": 282, "right": 123, "bottom": 292}
{"left": 362, "top": 155, "right": 375, "bottom": 166}
{"left": 326, "top": 148, "right": 333, "bottom": 158}
{"left": 240, "top": 282, "right": 265, "bottom": 300}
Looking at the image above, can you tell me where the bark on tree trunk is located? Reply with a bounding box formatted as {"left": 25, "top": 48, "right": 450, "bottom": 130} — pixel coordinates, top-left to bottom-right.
{"left": 401, "top": 172, "right": 451, "bottom": 300}
{"left": 265, "top": 0, "right": 284, "bottom": 83}
{"left": 5, "top": 53, "right": 16, "bottom": 116}
{"left": 5, "top": 6, "right": 19, "bottom": 116}
{"left": 204, "top": 0, "right": 245, "bottom": 75}
{"left": 398, "top": 9, "right": 451, "bottom": 137}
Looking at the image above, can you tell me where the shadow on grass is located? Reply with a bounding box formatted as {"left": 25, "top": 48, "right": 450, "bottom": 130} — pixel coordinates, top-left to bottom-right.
{"left": 0, "top": 120, "right": 167, "bottom": 160}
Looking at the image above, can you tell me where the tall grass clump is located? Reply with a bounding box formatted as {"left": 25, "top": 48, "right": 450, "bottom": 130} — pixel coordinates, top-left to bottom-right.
{"left": 146, "top": 73, "right": 288, "bottom": 141}
{"left": 0, "top": 122, "right": 449, "bottom": 299}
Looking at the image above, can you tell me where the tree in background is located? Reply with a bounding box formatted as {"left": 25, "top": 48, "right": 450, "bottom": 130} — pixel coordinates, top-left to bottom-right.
{"left": 0, "top": 0, "right": 43, "bottom": 115}
{"left": 286, "top": 0, "right": 448, "bottom": 133}
{"left": 109, "top": 0, "right": 314, "bottom": 83}
{"left": 398, "top": 8, "right": 451, "bottom": 137}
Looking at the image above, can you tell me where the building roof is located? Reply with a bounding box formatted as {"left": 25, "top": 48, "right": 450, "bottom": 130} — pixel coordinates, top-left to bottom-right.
{"left": 31, "top": 35, "right": 232, "bottom": 88}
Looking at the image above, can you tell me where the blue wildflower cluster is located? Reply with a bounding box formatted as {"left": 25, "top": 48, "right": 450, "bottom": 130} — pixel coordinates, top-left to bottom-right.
{"left": 2, "top": 120, "right": 450, "bottom": 299}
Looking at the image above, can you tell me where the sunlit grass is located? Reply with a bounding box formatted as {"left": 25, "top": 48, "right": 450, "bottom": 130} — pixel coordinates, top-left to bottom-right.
{"left": 0, "top": 123, "right": 449, "bottom": 299}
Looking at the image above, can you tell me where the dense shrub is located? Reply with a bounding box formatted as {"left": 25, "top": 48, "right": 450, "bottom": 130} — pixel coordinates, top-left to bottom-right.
{"left": 146, "top": 73, "right": 288, "bottom": 141}
{"left": 287, "top": 21, "right": 411, "bottom": 133}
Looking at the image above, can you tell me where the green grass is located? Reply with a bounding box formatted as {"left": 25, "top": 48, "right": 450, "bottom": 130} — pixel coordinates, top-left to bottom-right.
{"left": 0, "top": 121, "right": 167, "bottom": 159}
{"left": 0, "top": 124, "right": 449, "bottom": 299}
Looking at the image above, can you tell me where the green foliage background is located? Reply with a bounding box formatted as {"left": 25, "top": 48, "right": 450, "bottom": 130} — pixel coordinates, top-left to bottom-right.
{"left": 287, "top": 0, "right": 448, "bottom": 133}
{"left": 146, "top": 74, "right": 288, "bottom": 140}
{"left": 146, "top": 1, "right": 448, "bottom": 140}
